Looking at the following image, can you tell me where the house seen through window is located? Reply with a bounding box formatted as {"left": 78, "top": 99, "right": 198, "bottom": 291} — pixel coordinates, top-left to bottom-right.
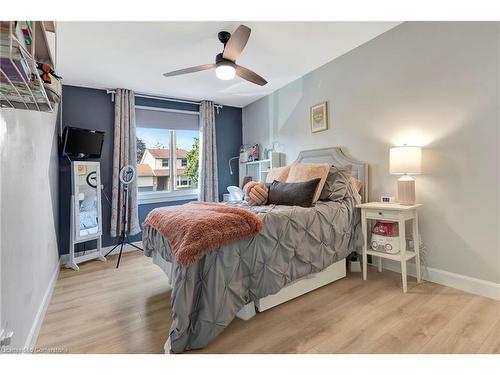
{"left": 136, "top": 127, "right": 200, "bottom": 194}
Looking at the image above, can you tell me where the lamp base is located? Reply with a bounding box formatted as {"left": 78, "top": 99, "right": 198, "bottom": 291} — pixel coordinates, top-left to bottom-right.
{"left": 397, "top": 175, "right": 416, "bottom": 205}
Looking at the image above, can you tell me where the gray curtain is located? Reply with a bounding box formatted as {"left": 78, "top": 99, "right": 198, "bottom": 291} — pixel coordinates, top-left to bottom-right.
{"left": 198, "top": 101, "right": 219, "bottom": 202}
{"left": 110, "top": 89, "right": 140, "bottom": 237}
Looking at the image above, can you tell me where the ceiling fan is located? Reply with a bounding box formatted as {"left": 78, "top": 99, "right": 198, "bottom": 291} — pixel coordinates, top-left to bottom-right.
{"left": 163, "top": 25, "right": 267, "bottom": 86}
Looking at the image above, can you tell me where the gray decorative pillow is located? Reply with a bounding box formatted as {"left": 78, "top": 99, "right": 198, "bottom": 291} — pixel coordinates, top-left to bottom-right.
{"left": 319, "top": 165, "right": 353, "bottom": 201}
{"left": 268, "top": 178, "right": 321, "bottom": 208}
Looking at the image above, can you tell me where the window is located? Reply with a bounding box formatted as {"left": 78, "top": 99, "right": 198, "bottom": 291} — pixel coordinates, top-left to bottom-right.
{"left": 173, "top": 129, "right": 199, "bottom": 192}
{"left": 177, "top": 175, "right": 191, "bottom": 188}
{"left": 135, "top": 106, "right": 200, "bottom": 204}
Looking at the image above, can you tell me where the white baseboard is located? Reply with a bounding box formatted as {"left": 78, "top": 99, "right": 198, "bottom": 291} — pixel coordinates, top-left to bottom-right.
{"left": 60, "top": 241, "right": 143, "bottom": 265}
{"left": 24, "top": 259, "right": 60, "bottom": 350}
{"left": 380, "top": 259, "right": 500, "bottom": 301}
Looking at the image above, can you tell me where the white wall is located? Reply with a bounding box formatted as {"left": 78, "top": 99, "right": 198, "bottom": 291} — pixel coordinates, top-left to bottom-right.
{"left": 243, "top": 22, "right": 500, "bottom": 284}
{"left": 0, "top": 108, "right": 60, "bottom": 349}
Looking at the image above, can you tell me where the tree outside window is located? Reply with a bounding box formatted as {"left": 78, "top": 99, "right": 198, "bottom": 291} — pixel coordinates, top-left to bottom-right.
{"left": 136, "top": 137, "right": 146, "bottom": 163}
{"left": 185, "top": 137, "right": 199, "bottom": 187}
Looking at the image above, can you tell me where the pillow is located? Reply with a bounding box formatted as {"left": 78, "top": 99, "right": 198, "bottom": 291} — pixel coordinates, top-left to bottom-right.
{"left": 350, "top": 176, "right": 362, "bottom": 193}
{"left": 265, "top": 164, "right": 292, "bottom": 183}
{"left": 320, "top": 165, "right": 353, "bottom": 201}
{"left": 243, "top": 181, "right": 268, "bottom": 206}
{"left": 286, "top": 163, "right": 330, "bottom": 203}
{"left": 268, "top": 179, "right": 321, "bottom": 208}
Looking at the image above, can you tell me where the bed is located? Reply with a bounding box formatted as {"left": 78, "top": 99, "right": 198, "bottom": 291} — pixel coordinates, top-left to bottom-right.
{"left": 142, "top": 147, "right": 368, "bottom": 353}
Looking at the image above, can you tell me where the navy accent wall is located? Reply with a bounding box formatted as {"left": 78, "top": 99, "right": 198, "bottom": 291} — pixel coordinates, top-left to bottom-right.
{"left": 59, "top": 85, "right": 242, "bottom": 255}
{"left": 214, "top": 105, "right": 243, "bottom": 201}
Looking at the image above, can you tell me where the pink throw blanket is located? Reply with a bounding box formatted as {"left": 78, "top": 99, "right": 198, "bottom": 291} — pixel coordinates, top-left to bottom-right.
{"left": 143, "top": 202, "right": 263, "bottom": 267}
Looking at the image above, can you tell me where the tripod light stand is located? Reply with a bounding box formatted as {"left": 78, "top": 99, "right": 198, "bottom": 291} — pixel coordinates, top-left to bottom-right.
{"left": 105, "top": 165, "right": 143, "bottom": 268}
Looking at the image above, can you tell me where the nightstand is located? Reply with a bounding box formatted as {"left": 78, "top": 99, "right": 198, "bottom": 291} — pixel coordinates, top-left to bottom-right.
{"left": 356, "top": 202, "right": 422, "bottom": 293}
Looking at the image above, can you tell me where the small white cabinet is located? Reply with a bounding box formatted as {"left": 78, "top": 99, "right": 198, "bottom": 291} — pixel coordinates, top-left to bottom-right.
{"left": 356, "top": 202, "right": 423, "bottom": 293}
{"left": 66, "top": 161, "right": 106, "bottom": 270}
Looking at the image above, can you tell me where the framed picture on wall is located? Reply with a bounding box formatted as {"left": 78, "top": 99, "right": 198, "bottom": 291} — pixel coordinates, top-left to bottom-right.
{"left": 310, "top": 102, "right": 329, "bottom": 133}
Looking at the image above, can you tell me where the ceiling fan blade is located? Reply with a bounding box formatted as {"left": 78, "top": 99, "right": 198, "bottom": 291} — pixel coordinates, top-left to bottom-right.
{"left": 163, "top": 64, "right": 215, "bottom": 77}
{"left": 223, "top": 25, "right": 251, "bottom": 61}
{"left": 236, "top": 65, "right": 267, "bottom": 86}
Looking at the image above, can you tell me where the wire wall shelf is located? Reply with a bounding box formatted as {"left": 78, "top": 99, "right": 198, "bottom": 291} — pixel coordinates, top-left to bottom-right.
{"left": 0, "top": 21, "right": 58, "bottom": 112}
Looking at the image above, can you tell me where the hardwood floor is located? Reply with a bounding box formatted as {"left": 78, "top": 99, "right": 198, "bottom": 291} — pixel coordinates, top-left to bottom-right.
{"left": 36, "top": 251, "right": 500, "bottom": 354}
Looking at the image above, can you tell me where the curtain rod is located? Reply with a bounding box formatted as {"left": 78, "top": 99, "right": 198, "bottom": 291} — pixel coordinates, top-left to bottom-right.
{"left": 106, "top": 90, "right": 223, "bottom": 109}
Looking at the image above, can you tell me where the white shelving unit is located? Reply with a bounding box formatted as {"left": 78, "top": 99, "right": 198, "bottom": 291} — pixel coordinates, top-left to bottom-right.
{"left": 0, "top": 21, "right": 57, "bottom": 112}
{"left": 239, "top": 151, "right": 285, "bottom": 187}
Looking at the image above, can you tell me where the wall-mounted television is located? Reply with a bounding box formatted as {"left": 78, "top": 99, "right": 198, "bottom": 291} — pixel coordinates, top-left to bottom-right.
{"left": 62, "top": 127, "right": 104, "bottom": 159}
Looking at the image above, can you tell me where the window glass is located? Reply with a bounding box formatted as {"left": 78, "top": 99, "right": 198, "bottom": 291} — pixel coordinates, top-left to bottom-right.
{"left": 174, "top": 129, "right": 199, "bottom": 191}
{"left": 136, "top": 126, "right": 199, "bottom": 196}
{"left": 136, "top": 128, "right": 171, "bottom": 193}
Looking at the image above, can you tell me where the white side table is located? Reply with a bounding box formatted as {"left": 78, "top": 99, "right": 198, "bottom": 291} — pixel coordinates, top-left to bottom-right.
{"left": 356, "top": 202, "right": 422, "bottom": 293}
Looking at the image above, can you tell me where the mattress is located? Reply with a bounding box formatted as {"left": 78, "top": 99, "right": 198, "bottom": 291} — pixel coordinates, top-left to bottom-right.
{"left": 143, "top": 188, "right": 361, "bottom": 353}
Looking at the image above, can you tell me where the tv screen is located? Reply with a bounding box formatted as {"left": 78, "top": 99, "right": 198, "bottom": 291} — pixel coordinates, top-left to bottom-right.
{"left": 63, "top": 127, "right": 104, "bottom": 159}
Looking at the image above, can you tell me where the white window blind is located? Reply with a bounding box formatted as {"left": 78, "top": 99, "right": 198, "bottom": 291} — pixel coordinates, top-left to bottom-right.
{"left": 135, "top": 107, "right": 199, "bottom": 130}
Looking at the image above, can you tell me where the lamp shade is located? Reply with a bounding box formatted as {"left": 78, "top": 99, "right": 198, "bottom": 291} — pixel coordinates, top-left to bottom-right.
{"left": 390, "top": 146, "right": 422, "bottom": 174}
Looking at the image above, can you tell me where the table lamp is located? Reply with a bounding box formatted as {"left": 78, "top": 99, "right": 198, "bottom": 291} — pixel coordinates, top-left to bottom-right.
{"left": 389, "top": 146, "right": 422, "bottom": 205}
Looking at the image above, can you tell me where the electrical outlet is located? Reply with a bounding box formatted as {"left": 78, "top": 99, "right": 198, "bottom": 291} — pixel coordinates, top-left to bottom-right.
{"left": 0, "top": 329, "right": 14, "bottom": 347}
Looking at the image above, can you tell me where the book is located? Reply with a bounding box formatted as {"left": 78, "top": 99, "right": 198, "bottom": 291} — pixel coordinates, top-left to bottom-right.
{"left": 18, "top": 21, "right": 32, "bottom": 46}
{"left": 0, "top": 44, "right": 34, "bottom": 82}
{"left": 14, "top": 22, "right": 27, "bottom": 51}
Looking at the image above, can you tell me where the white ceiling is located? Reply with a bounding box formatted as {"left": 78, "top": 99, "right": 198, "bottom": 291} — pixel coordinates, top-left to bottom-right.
{"left": 57, "top": 22, "right": 400, "bottom": 107}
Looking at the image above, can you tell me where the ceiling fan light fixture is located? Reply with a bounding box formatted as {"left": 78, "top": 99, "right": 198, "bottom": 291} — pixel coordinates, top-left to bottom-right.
{"left": 163, "top": 25, "right": 267, "bottom": 86}
{"left": 215, "top": 64, "right": 236, "bottom": 80}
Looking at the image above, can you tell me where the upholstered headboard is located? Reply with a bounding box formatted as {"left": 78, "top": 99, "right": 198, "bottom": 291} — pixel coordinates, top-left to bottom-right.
{"left": 294, "top": 147, "right": 369, "bottom": 202}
